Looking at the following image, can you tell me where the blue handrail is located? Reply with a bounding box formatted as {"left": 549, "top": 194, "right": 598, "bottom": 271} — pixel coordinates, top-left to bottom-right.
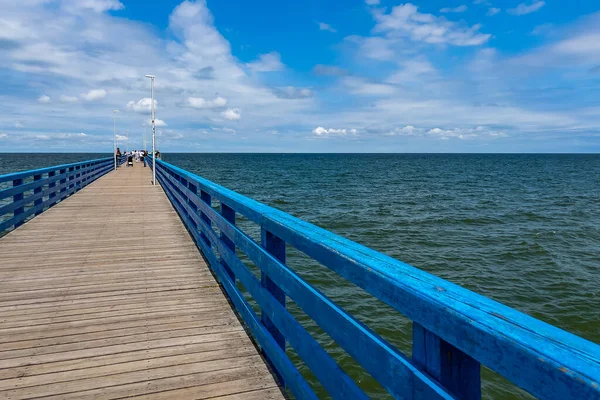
{"left": 0, "top": 157, "right": 114, "bottom": 234}
{"left": 149, "top": 157, "right": 599, "bottom": 400}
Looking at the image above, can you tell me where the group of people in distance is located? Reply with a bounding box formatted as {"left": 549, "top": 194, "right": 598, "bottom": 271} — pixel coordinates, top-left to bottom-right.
{"left": 115, "top": 148, "right": 151, "bottom": 167}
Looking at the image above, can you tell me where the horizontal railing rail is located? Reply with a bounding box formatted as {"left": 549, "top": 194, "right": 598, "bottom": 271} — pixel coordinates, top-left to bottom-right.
{"left": 0, "top": 157, "right": 114, "bottom": 234}
{"left": 149, "top": 157, "right": 600, "bottom": 400}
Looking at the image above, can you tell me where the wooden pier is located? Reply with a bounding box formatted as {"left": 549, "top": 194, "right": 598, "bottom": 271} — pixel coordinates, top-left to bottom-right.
{"left": 0, "top": 163, "right": 283, "bottom": 399}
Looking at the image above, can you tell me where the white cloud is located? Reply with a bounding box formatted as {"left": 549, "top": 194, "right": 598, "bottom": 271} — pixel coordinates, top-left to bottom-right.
{"left": 487, "top": 8, "right": 501, "bottom": 16}
{"left": 0, "top": 133, "right": 7, "bottom": 139}
{"left": 211, "top": 126, "right": 237, "bottom": 134}
{"left": 373, "top": 3, "right": 490, "bottom": 46}
{"left": 37, "top": 95, "right": 50, "bottom": 104}
{"left": 386, "top": 60, "right": 436, "bottom": 83}
{"left": 186, "top": 96, "right": 228, "bottom": 109}
{"left": 385, "top": 125, "right": 418, "bottom": 135}
{"left": 221, "top": 108, "right": 241, "bottom": 121}
{"left": 247, "top": 52, "right": 284, "bottom": 72}
{"left": 318, "top": 22, "right": 336, "bottom": 33}
{"left": 440, "top": 5, "right": 468, "bottom": 13}
{"left": 14, "top": 122, "right": 24, "bottom": 128}
{"left": 127, "top": 98, "right": 156, "bottom": 114}
{"left": 313, "top": 127, "right": 358, "bottom": 136}
{"left": 507, "top": 1, "right": 545, "bottom": 16}
{"left": 273, "top": 86, "right": 313, "bottom": 99}
{"left": 343, "top": 76, "right": 397, "bottom": 96}
{"left": 116, "top": 134, "right": 128, "bottom": 141}
{"left": 58, "top": 132, "right": 87, "bottom": 139}
{"left": 154, "top": 119, "right": 167, "bottom": 127}
{"left": 34, "top": 132, "right": 88, "bottom": 141}
{"left": 365, "top": 0, "right": 380, "bottom": 5}
{"left": 553, "top": 33, "right": 600, "bottom": 56}
{"left": 81, "top": 89, "right": 107, "bottom": 101}
{"left": 59, "top": 95, "right": 79, "bottom": 103}
{"left": 61, "top": 0, "right": 124, "bottom": 13}
{"left": 427, "top": 126, "right": 506, "bottom": 140}
{"left": 346, "top": 36, "right": 396, "bottom": 61}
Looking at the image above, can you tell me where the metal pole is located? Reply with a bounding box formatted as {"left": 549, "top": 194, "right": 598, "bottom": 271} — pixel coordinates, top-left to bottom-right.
{"left": 146, "top": 75, "right": 156, "bottom": 186}
{"left": 113, "top": 110, "right": 118, "bottom": 170}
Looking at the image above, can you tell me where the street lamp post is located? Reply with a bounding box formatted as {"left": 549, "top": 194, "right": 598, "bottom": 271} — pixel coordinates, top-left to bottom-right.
{"left": 113, "top": 110, "right": 119, "bottom": 170}
{"left": 143, "top": 123, "right": 147, "bottom": 152}
{"left": 145, "top": 74, "right": 156, "bottom": 185}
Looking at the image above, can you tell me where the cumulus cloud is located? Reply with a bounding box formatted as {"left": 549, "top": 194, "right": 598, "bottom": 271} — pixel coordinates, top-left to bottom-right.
{"left": 153, "top": 119, "right": 167, "bottom": 127}
{"left": 507, "top": 1, "right": 545, "bottom": 16}
{"left": 318, "top": 22, "right": 336, "bottom": 33}
{"left": 440, "top": 5, "right": 468, "bottom": 13}
{"left": 247, "top": 52, "right": 284, "bottom": 72}
{"left": 14, "top": 122, "right": 24, "bottom": 128}
{"left": 37, "top": 95, "right": 50, "bottom": 104}
{"left": 59, "top": 95, "right": 79, "bottom": 103}
{"left": 186, "top": 96, "right": 228, "bottom": 109}
{"left": 313, "top": 127, "right": 358, "bottom": 136}
{"left": 221, "top": 108, "right": 241, "bottom": 120}
{"left": 127, "top": 98, "right": 156, "bottom": 114}
{"left": 81, "top": 89, "right": 107, "bottom": 101}
{"left": 373, "top": 3, "right": 490, "bottom": 46}
{"left": 0, "top": 133, "right": 7, "bottom": 139}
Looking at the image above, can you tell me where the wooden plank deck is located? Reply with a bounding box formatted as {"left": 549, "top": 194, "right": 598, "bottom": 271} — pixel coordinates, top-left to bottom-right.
{"left": 0, "top": 162, "right": 284, "bottom": 400}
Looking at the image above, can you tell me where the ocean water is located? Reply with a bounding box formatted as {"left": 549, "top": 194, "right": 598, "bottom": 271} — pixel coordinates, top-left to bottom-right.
{"left": 1, "top": 153, "right": 599, "bottom": 399}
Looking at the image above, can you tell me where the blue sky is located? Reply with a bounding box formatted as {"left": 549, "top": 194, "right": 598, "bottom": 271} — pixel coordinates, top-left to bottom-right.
{"left": 1, "top": 0, "right": 599, "bottom": 152}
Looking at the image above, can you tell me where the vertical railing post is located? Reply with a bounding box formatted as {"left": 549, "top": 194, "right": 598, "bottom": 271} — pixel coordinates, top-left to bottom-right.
{"left": 13, "top": 178, "right": 24, "bottom": 228}
{"left": 33, "top": 174, "right": 43, "bottom": 216}
{"left": 220, "top": 203, "right": 235, "bottom": 281}
{"left": 188, "top": 182, "right": 198, "bottom": 232}
{"left": 180, "top": 175, "right": 190, "bottom": 224}
{"left": 68, "top": 166, "right": 75, "bottom": 192}
{"left": 48, "top": 171, "right": 57, "bottom": 206}
{"left": 82, "top": 164, "right": 89, "bottom": 185}
{"left": 260, "top": 228, "right": 286, "bottom": 386}
{"left": 412, "top": 323, "right": 481, "bottom": 399}
{"left": 199, "top": 190, "right": 212, "bottom": 249}
{"left": 59, "top": 168, "right": 67, "bottom": 198}
{"left": 75, "top": 165, "right": 81, "bottom": 189}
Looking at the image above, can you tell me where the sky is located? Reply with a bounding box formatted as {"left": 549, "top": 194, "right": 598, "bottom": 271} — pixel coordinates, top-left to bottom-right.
{"left": 0, "top": 0, "right": 599, "bottom": 153}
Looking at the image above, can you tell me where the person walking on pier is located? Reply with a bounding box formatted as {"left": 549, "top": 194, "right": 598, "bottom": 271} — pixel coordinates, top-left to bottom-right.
{"left": 115, "top": 147, "right": 122, "bottom": 168}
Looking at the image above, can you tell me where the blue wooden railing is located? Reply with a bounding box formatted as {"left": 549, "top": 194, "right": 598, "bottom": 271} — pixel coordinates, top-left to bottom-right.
{"left": 149, "top": 157, "right": 599, "bottom": 399}
{"left": 0, "top": 157, "right": 117, "bottom": 234}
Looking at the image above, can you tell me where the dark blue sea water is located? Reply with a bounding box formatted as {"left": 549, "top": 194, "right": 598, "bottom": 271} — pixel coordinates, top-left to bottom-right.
{"left": 1, "top": 153, "right": 599, "bottom": 399}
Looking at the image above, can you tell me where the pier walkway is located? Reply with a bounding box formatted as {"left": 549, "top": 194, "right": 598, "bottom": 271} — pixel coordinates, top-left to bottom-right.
{"left": 0, "top": 163, "right": 283, "bottom": 399}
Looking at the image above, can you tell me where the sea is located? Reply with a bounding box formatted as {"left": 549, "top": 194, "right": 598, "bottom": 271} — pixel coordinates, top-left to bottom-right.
{"left": 1, "top": 153, "right": 598, "bottom": 399}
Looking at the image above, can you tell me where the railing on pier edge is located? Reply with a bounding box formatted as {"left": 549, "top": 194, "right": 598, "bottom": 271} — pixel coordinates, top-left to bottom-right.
{"left": 147, "top": 157, "right": 600, "bottom": 400}
{"left": 0, "top": 155, "right": 127, "bottom": 234}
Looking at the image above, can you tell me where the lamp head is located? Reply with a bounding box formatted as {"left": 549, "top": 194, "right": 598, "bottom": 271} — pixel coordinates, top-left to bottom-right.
{"left": 145, "top": 74, "right": 154, "bottom": 79}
